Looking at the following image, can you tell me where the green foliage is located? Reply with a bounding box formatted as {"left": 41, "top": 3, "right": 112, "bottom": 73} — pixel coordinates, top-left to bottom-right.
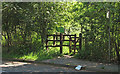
{"left": 2, "top": 2, "right": 120, "bottom": 62}
{"left": 70, "top": 2, "right": 120, "bottom": 62}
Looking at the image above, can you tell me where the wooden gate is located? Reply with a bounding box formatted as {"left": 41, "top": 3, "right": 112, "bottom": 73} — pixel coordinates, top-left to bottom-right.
{"left": 46, "top": 33, "right": 82, "bottom": 54}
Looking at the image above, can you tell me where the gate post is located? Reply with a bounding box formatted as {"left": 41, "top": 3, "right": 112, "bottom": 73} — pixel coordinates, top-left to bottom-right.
{"left": 74, "top": 34, "right": 76, "bottom": 54}
{"left": 69, "top": 36, "right": 72, "bottom": 53}
{"left": 79, "top": 33, "right": 82, "bottom": 50}
{"left": 60, "top": 33, "right": 63, "bottom": 54}
{"left": 53, "top": 34, "right": 55, "bottom": 46}
{"left": 46, "top": 35, "right": 48, "bottom": 50}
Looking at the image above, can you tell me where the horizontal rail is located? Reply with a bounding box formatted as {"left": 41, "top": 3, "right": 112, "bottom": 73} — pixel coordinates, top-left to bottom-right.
{"left": 47, "top": 35, "right": 60, "bottom": 36}
{"left": 46, "top": 45, "right": 60, "bottom": 47}
{"left": 47, "top": 40, "right": 60, "bottom": 41}
{"left": 63, "top": 35, "right": 75, "bottom": 36}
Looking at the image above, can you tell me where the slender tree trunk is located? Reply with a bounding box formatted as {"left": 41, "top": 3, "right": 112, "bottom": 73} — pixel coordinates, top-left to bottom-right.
{"left": 6, "top": 32, "right": 10, "bottom": 53}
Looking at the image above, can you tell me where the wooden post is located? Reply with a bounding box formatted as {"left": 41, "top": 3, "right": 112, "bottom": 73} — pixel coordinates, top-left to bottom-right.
{"left": 53, "top": 34, "right": 55, "bottom": 46}
{"left": 60, "top": 33, "right": 63, "bottom": 54}
{"left": 46, "top": 35, "right": 48, "bottom": 50}
{"left": 79, "top": 33, "right": 82, "bottom": 50}
{"left": 69, "top": 36, "right": 72, "bottom": 53}
{"left": 74, "top": 34, "right": 76, "bottom": 54}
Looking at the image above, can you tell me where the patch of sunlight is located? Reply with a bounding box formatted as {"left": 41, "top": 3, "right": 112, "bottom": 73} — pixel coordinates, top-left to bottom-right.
{"left": 63, "top": 47, "right": 69, "bottom": 54}
{"left": 19, "top": 52, "right": 38, "bottom": 61}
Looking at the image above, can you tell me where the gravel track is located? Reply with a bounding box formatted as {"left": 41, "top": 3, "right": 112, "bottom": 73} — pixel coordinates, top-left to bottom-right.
{"left": 1, "top": 61, "right": 89, "bottom": 72}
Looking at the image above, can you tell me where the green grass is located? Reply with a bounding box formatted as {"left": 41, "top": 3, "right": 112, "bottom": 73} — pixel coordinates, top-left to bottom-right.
{"left": 2, "top": 47, "right": 61, "bottom": 61}
{"left": 2, "top": 46, "right": 72, "bottom": 61}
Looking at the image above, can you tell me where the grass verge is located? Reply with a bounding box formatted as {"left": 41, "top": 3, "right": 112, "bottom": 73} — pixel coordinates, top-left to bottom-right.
{"left": 2, "top": 46, "right": 70, "bottom": 61}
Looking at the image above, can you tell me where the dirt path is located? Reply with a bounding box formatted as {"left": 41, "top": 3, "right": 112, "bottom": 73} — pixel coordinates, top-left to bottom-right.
{"left": 1, "top": 55, "right": 119, "bottom": 72}
{"left": 1, "top": 61, "right": 89, "bottom": 72}
{"left": 41, "top": 55, "right": 119, "bottom": 72}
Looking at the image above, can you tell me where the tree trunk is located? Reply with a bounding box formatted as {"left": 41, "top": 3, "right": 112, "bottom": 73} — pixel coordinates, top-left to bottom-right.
{"left": 6, "top": 32, "right": 10, "bottom": 53}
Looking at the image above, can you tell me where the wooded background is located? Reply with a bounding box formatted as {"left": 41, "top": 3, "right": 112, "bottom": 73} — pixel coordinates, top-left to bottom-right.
{"left": 2, "top": 2, "right": 120, "bottom": 62}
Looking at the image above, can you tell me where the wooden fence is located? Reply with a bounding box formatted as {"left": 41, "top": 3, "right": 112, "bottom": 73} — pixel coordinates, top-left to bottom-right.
{"left": 46, "top": 33, "right": 82, "bottom": 54}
